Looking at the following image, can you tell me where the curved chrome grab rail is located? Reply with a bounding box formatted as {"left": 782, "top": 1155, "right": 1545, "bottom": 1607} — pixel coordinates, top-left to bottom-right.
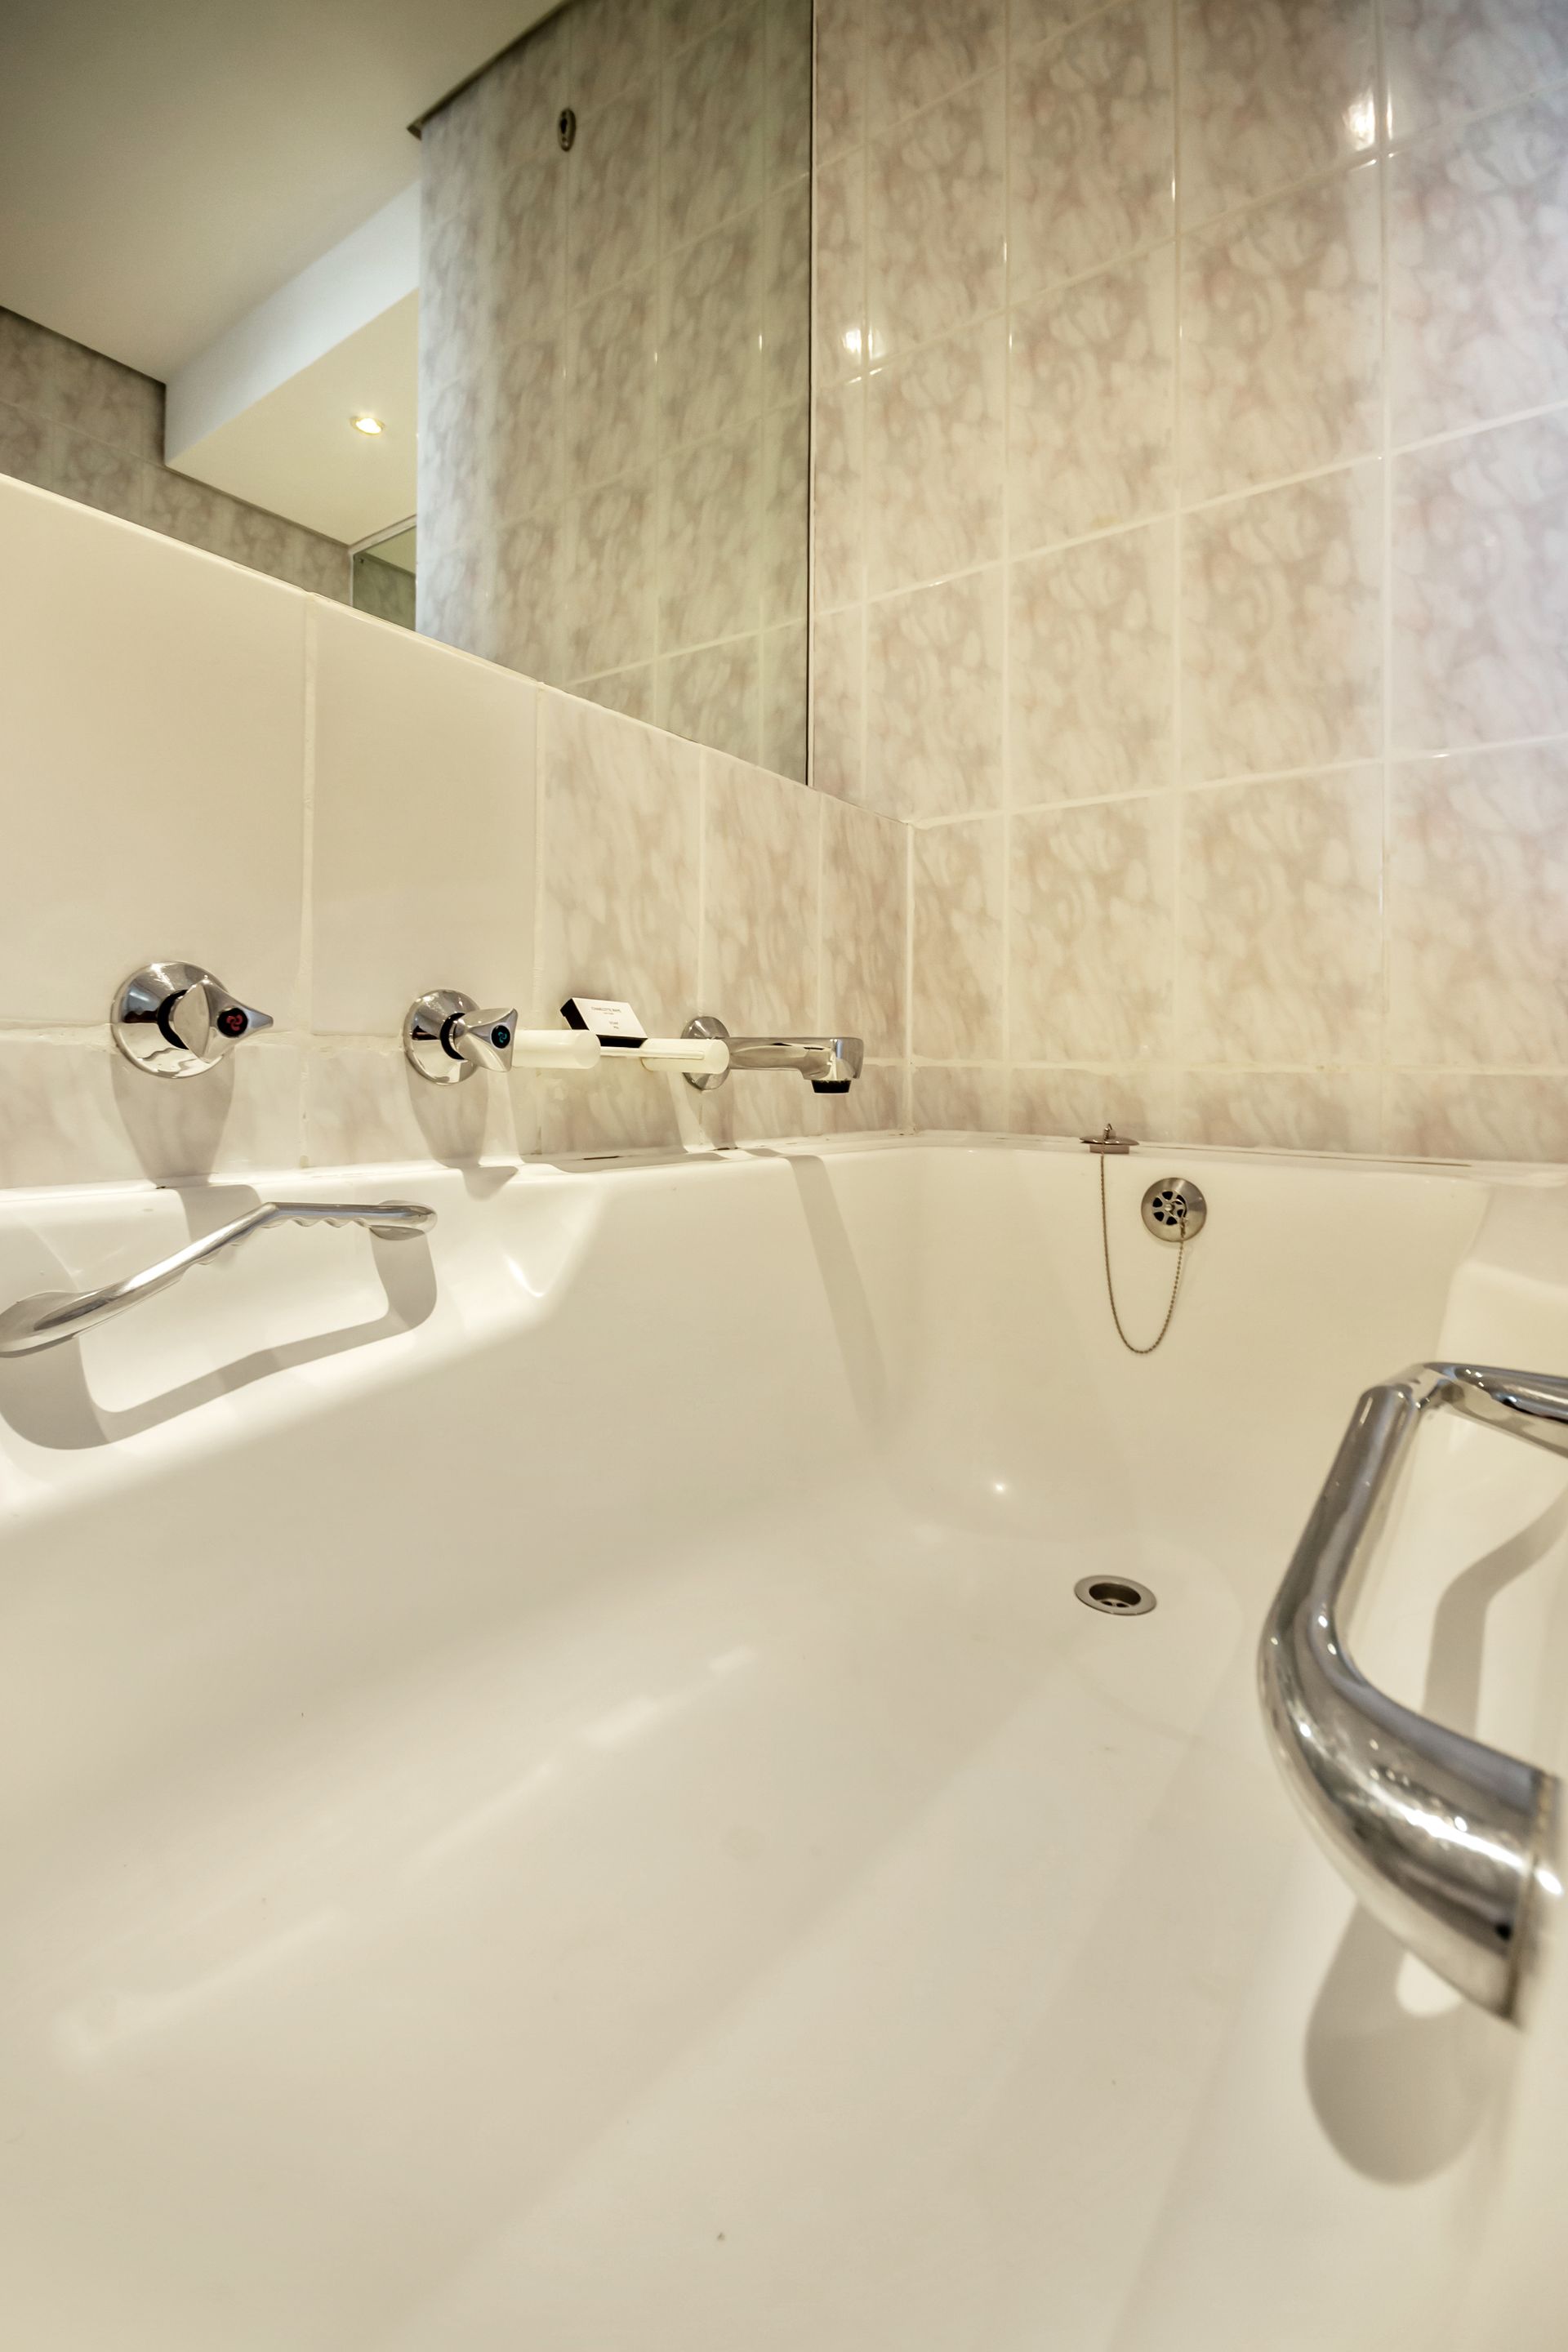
{"left": 1260, "top": 1363, "right": 1568, "bottom": 2020}
{"left": 0, "top": 1200, "right": 435, "bottom": 1358}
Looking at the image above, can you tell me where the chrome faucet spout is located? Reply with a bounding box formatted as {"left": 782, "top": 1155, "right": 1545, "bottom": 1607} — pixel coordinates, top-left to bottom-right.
{"left": 679, "top": 1016, "right": 864, "bottom": 1094}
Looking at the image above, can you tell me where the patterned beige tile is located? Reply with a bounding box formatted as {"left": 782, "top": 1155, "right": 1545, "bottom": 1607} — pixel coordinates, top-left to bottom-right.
{"left": 45, "top": 428, "right": 144, "bottom": 522}
{"left": 912, "top": 1066, "right": 1006, "bottom": 1130}
{"left": 1009, "top": 796, "right": 1175, "bottom": 1062}
{"left": 821, "top": 796, "right": 907, "bottom": 1055}
{"left": 1009, "top": 0, "right": 1175, "bottom": 301}
{"left": 658, "top": 639, "right": 761, "bottom": 763}
{"left": 537, "top": 690, "right": 702, "bottom": 1031}
{"left": 1178, "top": 0, "right": 1378, "bottom": 225}
{"left": 814, "top": 151, "right": 867, "bottom": 385}
{"left": 696, "top": 1064, "right": 818, "bottom": 1146}
{"left": 1383, "top": 1073, "right": 1568, "bottom": 1163}
{"left": 47, "top": 335, "right": 163, "bottom": 461}
{"left": 1009, "top": 245, "right": 1176, "bottom": 554}
{"left": 1182, "top": 161, "right": 1382, "bottom": 502}
{"left": 0, "top": 310, "right": 56, "bottom": 413}
{"left": 302, "top": 1044, "right": 501, "bottom": 1170}
{"left": 911, "top": 817, "right": 1004, "bottom": 1060}
{"left": 817, "top": 1061, "right": 909, "bottom": 1133}
{"left": 1392, "top": 413, "right": 1568, "bottom": 752}
{"left": 568, "top": 0, "right": 657, "bottom": 112}
{"left": 658, "top": 424, "right": 762, "bottom": 651}
{"left": 566, "top": 86, "right": 657, "bottom": 302}
{"left": 1390, "top": 92, "right": 1568, "bottom": 446}
{"left": 761, "top": 621, "right": 808, "bottom": 782}
{"left": 762, "top": 400, "right": 809, "bottom": 626}
{"left": 495, "top": 321, "right": 565, "bottom": 510}
{"left": 537, "top": 1058, "right": 688, "bottom": 1156}
{"left": 811, "top": 604, "right": 865, "bottom": 801}
{"left": 867, "top": 74, "right": 1005, "bottom": 359}
{"left": 702, "top": 751, "right": 821, "bottom": 1027}
{"left": 570, "top": 664, "right": 657, "bottom": 724}
{"left": 766, "top": 0, "right": 813, "bottom": 187}
{"left": 1177, "top": 768, "right": 1384, "bottom": 1065}
{"left": 494, "top": 151, "right": 567, "bottom": 320}
{"left": 812, "top": 376, "right": 866, "bottom": 612}
{"left": 815, "top": 0, "right": 866, "bottom": 161}
{"left": 497, "top": 506, "right": 566, "bottom": 684}
{"left": 0, "top": 1038, "right": 303, "bottom": 1190}
{"left": 662, "top": 10, "right": 765, "bottom": 246}
{"left": 1177, "top": 1069, "right": 1382, "bottom": 1152}
{"left": 866, "top": 568, "right": 1005, "bottom": 818}
{"left": 1011, "top": 0, "right": 1116, "bottom": 47}
{"left": 866, "top": 0, "right": 1004, "bottom": 128}
{"left": 1010, "top": 520, "right": 1175, "bottom": 804}
{"left": 662, "top": 0, "right": 741, "bottom": 49}
{"left": 566, "top": 277, "right": 655, "bottom": 492}
{"left": 566, "top": 474, "right": 656, "bottom": 677}
{"left": 491, "top": 10, "right": 571, "bottom": 143}
{"left": 1182, "top": 463, "right": 1383, "bottom": 783}
{"left": 0, "top": 399, "right": 52, "bottom": 491}
{"left": 1008, "top": 1063, "right": 1177, "bottom": 1140}
{"left": 1383, "top": 0, "right": 1568, "bottom": 141}
{"left": 661, "top": 216, "right": 764, "bottom": 453}
{"left": 865, "top": 317, "right": 1005, "bottom": 595}
{"left": 763, "top": 176, "right": 811, "bottom": 411}
{"left": 1388, "top": 745, "right": 1568, "bottom": 1067}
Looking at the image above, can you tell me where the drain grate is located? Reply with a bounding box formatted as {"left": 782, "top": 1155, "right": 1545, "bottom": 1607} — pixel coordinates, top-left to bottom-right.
{"left": 1074, "top": 1575, "right": 1156, "bottom": 1617}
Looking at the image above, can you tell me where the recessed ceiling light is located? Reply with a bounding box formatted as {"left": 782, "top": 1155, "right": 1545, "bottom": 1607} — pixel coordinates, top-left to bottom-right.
{"left": 351, "top": 413, "right": 384, "bottom": 436}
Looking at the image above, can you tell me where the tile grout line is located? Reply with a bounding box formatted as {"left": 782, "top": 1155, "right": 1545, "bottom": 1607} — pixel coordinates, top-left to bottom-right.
{"left": 1375, "top": 0, "right": 1395, "bottom": 1159}
{"left": 297, "top": 596, "right": 318, "bottom": 1169}
{"left": 998, "top": 0, "right": 1016, "bottom": 1132}
{"left": 1167, "top": 0, "right": 1184, "bottom": 1130}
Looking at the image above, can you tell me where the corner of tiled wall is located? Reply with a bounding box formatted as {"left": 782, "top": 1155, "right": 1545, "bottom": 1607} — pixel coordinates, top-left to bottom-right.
{"left": 810, "top": 0, "right": 1568, "bottom": 1163}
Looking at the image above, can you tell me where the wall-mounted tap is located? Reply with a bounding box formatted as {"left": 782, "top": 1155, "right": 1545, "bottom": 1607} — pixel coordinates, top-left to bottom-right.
{"left": 403, "top": 990, "right": 517, "bottom": 1084}
{"left": 680, "top": 1015, "right": 863, "bottom": 1094}
{"left": 112, "top": 961, "right": 274, "bottom": 1079}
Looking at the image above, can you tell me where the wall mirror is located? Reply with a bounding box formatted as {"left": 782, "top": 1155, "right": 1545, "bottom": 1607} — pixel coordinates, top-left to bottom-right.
{"left": 0, "top": 0, "right": 812, "bottom": 781}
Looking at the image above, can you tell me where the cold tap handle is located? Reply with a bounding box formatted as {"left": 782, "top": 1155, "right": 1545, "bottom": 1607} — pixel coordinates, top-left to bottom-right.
{"left": 448, "top": 1004, "right": 517, "bottom": 1073}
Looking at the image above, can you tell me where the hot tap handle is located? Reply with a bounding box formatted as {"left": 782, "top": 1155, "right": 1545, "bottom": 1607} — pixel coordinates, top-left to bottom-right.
{"left": 165, "top": 978, "right": 273, "bottom": 1060}
{"left": 112, "top": 960, "right": 274, "bottom": 1079}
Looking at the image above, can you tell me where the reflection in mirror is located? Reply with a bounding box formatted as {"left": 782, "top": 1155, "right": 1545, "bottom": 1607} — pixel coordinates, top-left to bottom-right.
{"left": 416, "top": 0, "right": 812, "bottom": 779}
{"left": 352, "top": 522, "right": 417, "bottom": 630}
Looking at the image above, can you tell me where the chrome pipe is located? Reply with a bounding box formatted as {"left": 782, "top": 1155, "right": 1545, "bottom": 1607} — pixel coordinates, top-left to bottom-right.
{"left": 0, "top": 1200, "right": 434, "bottom": 1357}
{"left": 1259, "top": 1362, "right": 1568, "bottom": 2020}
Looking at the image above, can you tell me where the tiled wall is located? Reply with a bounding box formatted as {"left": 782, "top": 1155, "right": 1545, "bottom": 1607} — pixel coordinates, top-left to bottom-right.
{"left": 0, "top": 309, "right": 351, "bottom": 601}
{"left": 418, "top": 0, "right": 813, "bottom": 780}
{"left": 812, "top": 0, "right": 1568, "bottom": 1160}
{"left": 0, "top": 473, "right": 905, "bottom": 1192}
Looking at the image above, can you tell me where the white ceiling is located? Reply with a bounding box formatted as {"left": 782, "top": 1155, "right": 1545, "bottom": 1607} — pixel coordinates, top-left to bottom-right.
{"left": 0, "top": 0, "right": 550, "bottom": 382}
{"left": 177, "top": 291, "right": 420, "bottom": 544}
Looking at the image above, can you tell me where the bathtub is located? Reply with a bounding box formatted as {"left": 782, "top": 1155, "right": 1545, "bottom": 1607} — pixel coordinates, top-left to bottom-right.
{"left": 2, "top": 1134, "right": 1566, "bottom": 2351}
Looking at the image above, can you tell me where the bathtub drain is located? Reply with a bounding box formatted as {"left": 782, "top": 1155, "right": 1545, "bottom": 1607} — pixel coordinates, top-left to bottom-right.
{"left": 1074, "top": 1575, "right": 1156, "bottom": 1617}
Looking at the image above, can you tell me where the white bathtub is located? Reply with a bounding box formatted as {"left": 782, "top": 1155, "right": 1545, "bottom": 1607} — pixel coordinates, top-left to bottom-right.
{"left": 2, "top": 1135, "right": 1567, "bottom": 2350}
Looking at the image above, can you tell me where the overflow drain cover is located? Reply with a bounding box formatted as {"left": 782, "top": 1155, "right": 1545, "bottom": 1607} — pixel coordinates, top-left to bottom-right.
{"left": 1074, "top": 1575, "right": 1156, "bottom": 1617}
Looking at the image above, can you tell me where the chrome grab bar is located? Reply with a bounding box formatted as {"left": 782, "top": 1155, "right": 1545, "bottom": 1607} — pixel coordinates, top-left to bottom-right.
{"left": 0, "top": 1200, "right": 435, "bottom": 1358}
{"left": 1260, "top": 1363, "right": 1568, "bottom": 2020}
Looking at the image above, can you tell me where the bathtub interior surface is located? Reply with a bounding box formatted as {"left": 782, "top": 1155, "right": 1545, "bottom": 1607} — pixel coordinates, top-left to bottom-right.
{"left": 1, "top": 1138, "right": 1566, "bottom": 2350}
